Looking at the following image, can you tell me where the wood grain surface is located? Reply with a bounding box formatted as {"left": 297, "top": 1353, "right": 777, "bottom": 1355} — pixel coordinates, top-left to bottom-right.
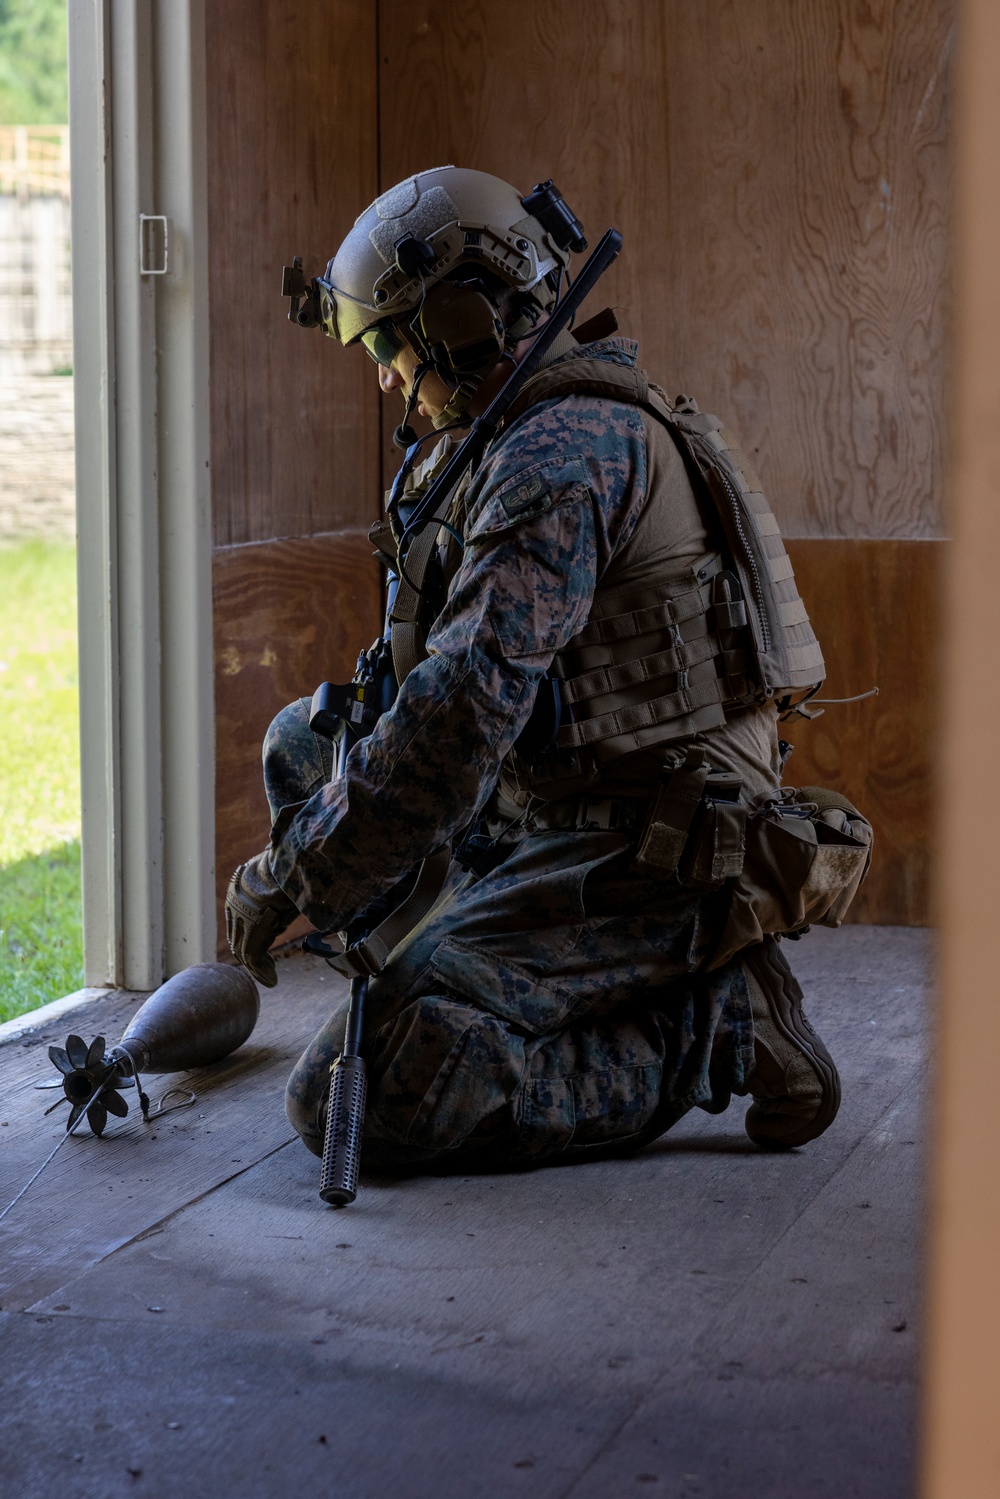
{"left": 784, "top": 538, "right": 938, "bottom": 926}
{"left": 377, "top": 0, "right": 954, "bottom": 538}
{"left": 206, "top": 0, "right": 381, "bottom": 546}
{"left": 212, "top": 530, "right": 381, "bottom": 946}
{"left": 206, "top": 1, "right": 947, "bottom": 931}
{"left": 210, "top": 535, "right": 933, "bottom": 941}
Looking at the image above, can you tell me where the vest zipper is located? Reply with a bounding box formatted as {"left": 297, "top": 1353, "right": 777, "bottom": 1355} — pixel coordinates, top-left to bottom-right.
{"left": 713, "top": 461, "right": 771, "bottom": 655}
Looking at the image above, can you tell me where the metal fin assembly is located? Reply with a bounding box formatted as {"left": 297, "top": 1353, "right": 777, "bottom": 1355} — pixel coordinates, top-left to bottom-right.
{"left": 47, "top": 1033, "right": 142, "bottom": 1136}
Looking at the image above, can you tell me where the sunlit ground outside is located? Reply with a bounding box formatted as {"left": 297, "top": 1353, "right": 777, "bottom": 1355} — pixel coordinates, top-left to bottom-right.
{"left": 0, "top": 1, "right": 77, "bottom": 1021}
{"left": 0, "top": 539, "right": 81, "bottom": 1020}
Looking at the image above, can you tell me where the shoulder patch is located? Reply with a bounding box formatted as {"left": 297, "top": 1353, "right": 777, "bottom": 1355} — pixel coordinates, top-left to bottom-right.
{"left": 501, "top": 472, "right": 550, "bottom": 521}
{"left": 467, "top": 455, "right": 591, "bottom": 543}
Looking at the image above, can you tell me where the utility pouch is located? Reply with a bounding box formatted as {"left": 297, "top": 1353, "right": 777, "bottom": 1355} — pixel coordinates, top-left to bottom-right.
{"left": 682, "top": 774, "right": 748, "bottom": 889}
{"left": 633, "top": 758, "right": 746, "bottom": 887}
{"left": 708, "top": 785, "right": 873, "bottom": 969}
{"left": 632, "top": 754, "right": 710, "bottom": 878}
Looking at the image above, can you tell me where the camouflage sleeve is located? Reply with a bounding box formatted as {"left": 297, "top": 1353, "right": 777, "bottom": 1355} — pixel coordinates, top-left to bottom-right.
{"left": 268, "top": 396, "right": 647, "bottom": 931}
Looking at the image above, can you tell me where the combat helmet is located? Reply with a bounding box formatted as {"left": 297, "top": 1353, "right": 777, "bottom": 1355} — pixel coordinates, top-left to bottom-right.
{"left": 281, "top": 166, "right": 588, "bottom": 427}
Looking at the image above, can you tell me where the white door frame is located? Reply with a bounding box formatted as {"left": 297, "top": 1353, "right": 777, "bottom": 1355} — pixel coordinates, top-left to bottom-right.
{"left": 68, "top": 0, "right": 214, "bottom": 988}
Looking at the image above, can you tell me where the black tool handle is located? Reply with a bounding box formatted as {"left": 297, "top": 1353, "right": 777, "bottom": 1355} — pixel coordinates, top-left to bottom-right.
{"left": 319, "top": 972, "right": 368, "bottom": 1206}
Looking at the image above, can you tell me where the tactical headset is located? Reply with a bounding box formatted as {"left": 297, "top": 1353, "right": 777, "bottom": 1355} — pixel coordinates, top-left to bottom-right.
{"left": 358, "top": 266, "right": 508, "bottom": 387}
{"left": 354, "top": 243, "right": 536, "bottom": 445}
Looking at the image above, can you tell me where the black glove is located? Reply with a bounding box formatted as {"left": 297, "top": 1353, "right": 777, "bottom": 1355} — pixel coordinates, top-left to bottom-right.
{"left": 225, "top": 850, "right": 299, "bottom": 988}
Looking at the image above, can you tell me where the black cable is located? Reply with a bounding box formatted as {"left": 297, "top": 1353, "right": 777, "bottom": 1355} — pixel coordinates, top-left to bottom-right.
{"left": 396, "top": 228, "right": 622, "bottom": 556}
{"left": 387, "top": 408, "right": 471, "bottom": 598}
{"left": 394, "top": 460, "right": 468, "bottom": 598}
{"left": 393, "top": 360, "right": 431, "bottom": 449}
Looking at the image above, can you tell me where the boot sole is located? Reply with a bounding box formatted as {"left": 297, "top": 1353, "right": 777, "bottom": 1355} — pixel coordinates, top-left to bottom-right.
{"left": 744, "top": 940, "right": 842, "bottom": 1149}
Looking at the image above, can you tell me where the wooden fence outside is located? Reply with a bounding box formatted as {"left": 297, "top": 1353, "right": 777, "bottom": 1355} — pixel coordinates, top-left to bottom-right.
{"left": 0, "top": 126, "right": 70, "bottom": 198}
{"left": 0, "top": 128, "right": 72, "bottom": 375}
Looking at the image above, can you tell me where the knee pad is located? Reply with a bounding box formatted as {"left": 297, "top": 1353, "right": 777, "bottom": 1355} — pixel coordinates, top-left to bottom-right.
{"left": 368, "top": 996, "right": 525, "bottom": 1156}
{"left": 285, "top": 1070, "right": 326, "bottom": 1158}
{"left": 263, "top": 697, "right": 333, "bottom": 816}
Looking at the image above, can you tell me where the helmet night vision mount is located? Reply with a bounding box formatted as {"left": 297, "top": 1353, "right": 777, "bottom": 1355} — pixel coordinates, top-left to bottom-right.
{"left": 280, "top": 170, "right": 591, "bottom": 429}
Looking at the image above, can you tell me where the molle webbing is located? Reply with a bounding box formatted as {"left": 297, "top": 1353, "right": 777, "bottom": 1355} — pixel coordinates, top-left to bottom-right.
{"left": 505, "top": 359, "right": 824, "bottom": 763}
{"left": 680, "top": 420, "right": 825, "bottom": 695}
{"left": 550, "top": 556, "right": 754, "bottom": 753}
{"left": 387, "top": 433, "right": 469, "bottom": 686}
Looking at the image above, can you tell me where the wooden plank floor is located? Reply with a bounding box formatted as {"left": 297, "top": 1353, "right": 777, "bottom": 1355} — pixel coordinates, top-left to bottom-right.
{"left": 0, "top": 957, "right": 343, "bottom": 1311}
{"left": 0, "top": 927, "right": 928, "bottom": 1498}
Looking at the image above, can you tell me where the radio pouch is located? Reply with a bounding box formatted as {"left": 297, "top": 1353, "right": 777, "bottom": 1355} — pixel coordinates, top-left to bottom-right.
{"left": 634, "top": 758, "right": 747, "bottom": 887}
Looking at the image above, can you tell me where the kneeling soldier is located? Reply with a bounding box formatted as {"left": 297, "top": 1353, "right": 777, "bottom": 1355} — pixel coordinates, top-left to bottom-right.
{"left": 226, "top": 167, "right": 871, "bottom": 1173}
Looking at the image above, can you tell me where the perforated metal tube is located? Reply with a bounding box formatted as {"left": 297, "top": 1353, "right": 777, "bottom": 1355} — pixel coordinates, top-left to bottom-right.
{"left": 319, "top": 1054, "right": 367, "bottom": 1206}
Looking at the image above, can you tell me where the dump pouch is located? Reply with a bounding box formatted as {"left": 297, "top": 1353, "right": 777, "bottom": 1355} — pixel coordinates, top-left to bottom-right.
{"left": 707, "top": 785, "right": 873, "bottom": 970}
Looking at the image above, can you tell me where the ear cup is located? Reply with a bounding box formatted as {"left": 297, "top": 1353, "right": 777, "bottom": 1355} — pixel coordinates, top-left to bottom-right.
{"left": 413, "top": 282, "right": 505, "bottom": 385}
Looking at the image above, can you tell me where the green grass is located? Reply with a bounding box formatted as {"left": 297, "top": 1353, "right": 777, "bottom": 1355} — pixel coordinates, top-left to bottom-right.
{"left": 0, "top": 840, "right": 82, "bottom": 1020}
{"left": 0, "top": 541, "right": 82, "bottom": 1020}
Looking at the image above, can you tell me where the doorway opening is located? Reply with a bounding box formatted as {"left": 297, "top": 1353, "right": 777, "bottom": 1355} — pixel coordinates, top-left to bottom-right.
{"left": 0, "top": 2, "right": 79, "bottom": 1021}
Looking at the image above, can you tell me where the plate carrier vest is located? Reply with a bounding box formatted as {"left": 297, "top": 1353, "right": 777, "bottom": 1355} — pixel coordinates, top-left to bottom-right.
{"left": 502, "top": 359, "right": 824, "bottom": 775}
{"left": 386, "top": 356, "right": 825, "bottom": 788}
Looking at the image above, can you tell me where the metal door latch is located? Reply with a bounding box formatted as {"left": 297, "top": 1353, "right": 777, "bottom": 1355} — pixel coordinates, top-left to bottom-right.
{"left": 139, "top": 213, "right": 169, "bottom": 275}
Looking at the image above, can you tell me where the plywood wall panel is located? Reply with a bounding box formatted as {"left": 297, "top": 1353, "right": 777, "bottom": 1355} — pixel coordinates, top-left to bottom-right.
{"left": 213, "top": 531, "right": 381, "bottom": 945}
{"left": 206, "top": 0, "right": 381, "bottom": 546}
{"left": 378, "top": 0, "right": 953, "bottom": 539}
{"left": 657, "top": 0, "right": 953, "bottom": 543}
{"left": 783, "top": 538, "right": 938, "bottom": 927}
{"left": 206, "top": 1, "right": 945, "bottom": 934}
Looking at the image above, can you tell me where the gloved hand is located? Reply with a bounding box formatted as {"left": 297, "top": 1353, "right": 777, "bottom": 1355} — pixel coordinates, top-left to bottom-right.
{"left": 226, "top": 850, "right": 300, "bottom": 988}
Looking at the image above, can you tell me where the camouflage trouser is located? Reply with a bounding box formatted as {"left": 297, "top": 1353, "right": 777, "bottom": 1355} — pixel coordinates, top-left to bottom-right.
{"left": 267, "top": 699, "right": 755, "bottom": 1172}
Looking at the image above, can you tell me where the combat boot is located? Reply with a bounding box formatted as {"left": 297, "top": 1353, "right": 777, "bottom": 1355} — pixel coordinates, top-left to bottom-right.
{"left": 741, "top": 936, "right": 840, "bottom": 1148}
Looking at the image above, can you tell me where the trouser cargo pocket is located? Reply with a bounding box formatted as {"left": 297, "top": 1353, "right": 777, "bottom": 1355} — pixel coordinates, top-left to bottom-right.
{"left": 429, "top": 935, "right": 592, "bottom": 1034}
{"left": 514, "top": 1056, "right": 664, "bottom": 1163}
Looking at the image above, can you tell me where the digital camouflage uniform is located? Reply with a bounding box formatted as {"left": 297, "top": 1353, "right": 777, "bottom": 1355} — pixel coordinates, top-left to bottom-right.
{"left": 268, "top": 337, "right": 783, "bottom": 1170}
